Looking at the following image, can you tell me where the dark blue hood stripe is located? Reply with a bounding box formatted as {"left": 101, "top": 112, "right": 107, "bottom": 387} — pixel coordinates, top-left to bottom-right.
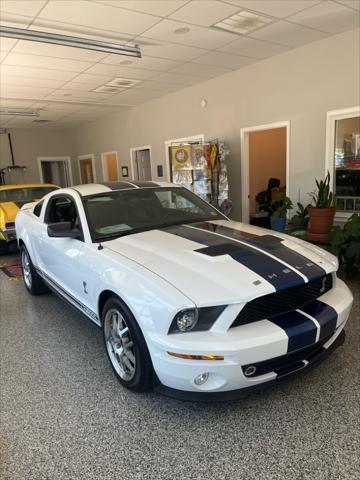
{"left": 202, "top": 223, "right": 326, "bottom": 281}
{"left": 161, "top": 224, "right": 304, "bottom": 291}
{"left": 270, "top": 311, "right": 318, "bottom": 352}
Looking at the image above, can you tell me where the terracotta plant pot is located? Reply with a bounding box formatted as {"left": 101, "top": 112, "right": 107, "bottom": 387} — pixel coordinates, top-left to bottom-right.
{"left": 307, "top": 206, "right": 335, "bottom": 243}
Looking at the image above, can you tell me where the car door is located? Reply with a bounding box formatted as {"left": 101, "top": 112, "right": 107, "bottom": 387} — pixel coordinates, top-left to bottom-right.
{"left": 36, "top": 193, "right": 85, "bottom": 300}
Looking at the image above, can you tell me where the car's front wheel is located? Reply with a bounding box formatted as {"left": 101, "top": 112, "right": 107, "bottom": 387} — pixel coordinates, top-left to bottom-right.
{"left": 102, "top": 296, "right": 153, "bottom": 392}
{"left": 20, "top": 245, "right": 49, "bottom": 295}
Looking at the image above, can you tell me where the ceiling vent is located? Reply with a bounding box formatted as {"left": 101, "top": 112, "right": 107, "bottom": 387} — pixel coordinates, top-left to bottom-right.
{"left": 92, "top": 85, "right": 122, "bottom": 93}
{"left": 213, "top": 10, "right": 273, "bottom": 35}
{"left": 106, "top": 78, "right": 141, "bottom": 88}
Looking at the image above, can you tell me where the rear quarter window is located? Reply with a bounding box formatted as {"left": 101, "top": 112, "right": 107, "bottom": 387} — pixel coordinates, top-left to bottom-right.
{"left": 33, "top": 200, "right": 43, "bottom": 217}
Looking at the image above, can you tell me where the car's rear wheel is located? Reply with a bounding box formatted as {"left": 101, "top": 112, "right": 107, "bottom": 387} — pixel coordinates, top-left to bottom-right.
{"left": 20, "top": 245, "right": 49, "bottom": 295}
{"left": 102, "top": 296, "right": 153, "bottom": 391}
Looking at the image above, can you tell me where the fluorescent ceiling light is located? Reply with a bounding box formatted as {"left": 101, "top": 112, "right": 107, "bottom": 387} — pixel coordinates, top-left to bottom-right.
{"left": 213, "top": 10, "right": 273, "bottom": 35}
{"left": 0, "top": 26, "right": 141, "bottom": 57}
{"left": 0, "top": 108, "right": 40, "bottom": 117}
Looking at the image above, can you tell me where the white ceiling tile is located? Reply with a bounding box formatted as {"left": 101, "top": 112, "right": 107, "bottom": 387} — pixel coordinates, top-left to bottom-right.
{"left": 38, "top": 0, "right": 160, "bottom": 35}
{"left": 170, "top": 62, "right": 231, "bottom": 77}
{"left": 0, "top": 13, "right": 33, "bottom": 28}
{"left": 192, "top": 51, "right": 258, "bottom": 68}
{"left": 3, "top": 52, "right": 93, "bottom": 72}
{"left": 0, "top": 51, "right": 8, "bottom": 62}
{"left": 84, "top": 63, "right": 157, "bottom": 79}
{"left": 1, "top": 84, "right": 54, "bottom": 97}
{"left": 120, "top": 88, "right": 163, "bottom": 98}
{"left": 131, "top": 80, "right": 185, "bottom": 91}
{"left": 0, "top": 0, "right": 47, "bottom": 16}
{"left": 1, "top": 76, "right": 66, "bottom": 89}
{"left": 288, "top": 1, "right": 360, "bottom": 34}
{"left": 142, "top": 19, "right": 239, "bottom": 49}
{"left": 97, "top": 0, "right": 188, "bottom": 16}
{"left": 223, "top": 1, "right": 322, "bottom": 18}
{"left": 169, "top": 1, "right": 240, "bottom": 27}
{"left": 137, "top": 38, "right": 207, "bottom": 60}
{"left": 12, "top": 40, "right": 109, "bottom": 62}
{"left": 250, "top": 20, "right": 328, "bottom": 46}
{"left": 100, "top": 54, "right": 182, "bottom": 72}
{"left": 66, "top": 73, "right": 116, "bottom": 86}
{"left": 150, "top": 72, "right": 206, "bottom": 84}
{"left": 46, "top": 89, "right": 109, "bottom": 101}
{"left": 0, "top": 64, "right": 78, "bottom": 81}
{"left": 0, "top": 38, "right": 18, "bottom": 51}
{"left": 218, "top": 36, "right": 291, "bottom": 57}
{"left": 335, "top": 0, "right": 360, "bottom": 11}
{"left": 0, "top": 98, "right": 34, "bottom": 107}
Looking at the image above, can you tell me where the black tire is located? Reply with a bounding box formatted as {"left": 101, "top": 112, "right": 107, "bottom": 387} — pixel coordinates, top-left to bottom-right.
{"left": 0, "top": 240, "right": 8, "bottom": 255}
{"left": 20, "top": 245, "right": 49, "bottom": 295}
{"left": 102, "top": 296, "right": 153, "bottom": 392}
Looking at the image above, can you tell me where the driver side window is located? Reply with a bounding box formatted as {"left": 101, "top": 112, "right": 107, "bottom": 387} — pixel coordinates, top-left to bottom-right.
{"left": 46, "top": 196, "right": 81, "bottom": 230}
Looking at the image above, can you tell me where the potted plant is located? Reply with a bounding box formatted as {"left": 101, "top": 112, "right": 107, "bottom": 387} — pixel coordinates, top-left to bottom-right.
{"left": 270, "top": 193, "right": 293, "bottom": 232}
{"left": 291, "top": 202, "right": 309, "bottom": 230}
{"left": 307, "top": 171, "right": 335, "bottom": 242}
{"left": 329, "top": 213, "right": 360, "bottom": 279}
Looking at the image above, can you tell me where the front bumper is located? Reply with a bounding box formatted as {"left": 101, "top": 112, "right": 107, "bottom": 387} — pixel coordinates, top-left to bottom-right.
{"left": 148, "top": 278, "right": 353, "bottom": 399}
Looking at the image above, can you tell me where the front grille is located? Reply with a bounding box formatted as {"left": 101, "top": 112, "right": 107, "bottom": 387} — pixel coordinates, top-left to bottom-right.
{"left": 231, "top": 274, "right": 333, "bottom": 328}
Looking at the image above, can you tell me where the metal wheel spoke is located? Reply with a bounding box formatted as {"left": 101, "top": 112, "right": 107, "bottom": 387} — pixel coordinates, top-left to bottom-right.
{"left": 124, "top": 348, "right": 135, "bottom": 365}
{"left": 118, "top": 326, "right": 129, "bottom": 338}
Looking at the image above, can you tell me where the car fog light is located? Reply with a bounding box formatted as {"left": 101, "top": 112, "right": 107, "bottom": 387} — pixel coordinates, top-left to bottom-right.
{"left": 194, "top": 372, "right": 209, "bottom": 385}
{"left": 244, "top": 365, "right": 257, "bottom": 377}
{"left": 176, "top": 309, "right": 198, "bottom": 332}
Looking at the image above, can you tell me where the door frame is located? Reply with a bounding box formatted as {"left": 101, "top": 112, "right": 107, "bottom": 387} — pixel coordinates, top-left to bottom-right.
{"left": 77, "top": 153, "right": 97, "bottom": 184}
{"left": 101, "top": 151, "right": 119, "bottom": 182}
{"left": 325, "top": 105, "right": 360, "bottom": 222}
{"left": 164, "top": 134, "right": 204, "bottom": 181}
{"left": 37, "top": 156, "right": 73, "bottom": 186}
{"left": 129, "top": 145, "right": 152, "bottom": 181}
{"left": 240, "top": 121, "right": 290, "bottom": 223}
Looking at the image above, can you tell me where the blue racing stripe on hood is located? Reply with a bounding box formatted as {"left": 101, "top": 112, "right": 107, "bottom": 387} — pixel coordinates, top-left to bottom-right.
{"left": 203, "top": 223, "right": 326, "bottom": 281}
{"left": 270, "top": 311, "right": 318, "bottom": 352}
{"left": 299, "top": 300, "right": 337, "bottom": 341}
{"left": 161, "top": 224, "right": 305, "bottom": 291}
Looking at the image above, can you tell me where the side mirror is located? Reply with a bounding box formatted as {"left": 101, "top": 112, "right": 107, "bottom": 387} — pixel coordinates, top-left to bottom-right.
{"left": 47, "top": 221, "right": 81, "bottom": 239}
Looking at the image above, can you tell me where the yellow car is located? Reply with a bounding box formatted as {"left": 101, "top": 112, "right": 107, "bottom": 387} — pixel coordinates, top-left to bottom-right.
{"left": 0, "top": 183, "right": 59, "bottom": 254}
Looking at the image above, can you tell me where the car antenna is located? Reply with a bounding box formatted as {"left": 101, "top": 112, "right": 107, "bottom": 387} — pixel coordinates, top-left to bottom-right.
{"left": 97, "top": 242, "right": 103, "bottom": 250}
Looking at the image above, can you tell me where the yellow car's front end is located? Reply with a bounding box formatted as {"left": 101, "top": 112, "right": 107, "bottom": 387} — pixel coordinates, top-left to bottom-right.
{"left": 0, "top": 183, "right": 59, "bottom": 254}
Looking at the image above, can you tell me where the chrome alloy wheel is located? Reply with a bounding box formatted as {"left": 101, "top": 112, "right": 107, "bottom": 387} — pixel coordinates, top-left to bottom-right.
{"left": 21, "top": 249, "right": 32, "bottom": 289}
{"left": 104, "top": 308, "right": 136, "bottom": 381}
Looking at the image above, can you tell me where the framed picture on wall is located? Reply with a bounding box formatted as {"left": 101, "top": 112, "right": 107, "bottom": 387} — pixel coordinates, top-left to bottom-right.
{"left": 121, "top": 166, "right": 129, "bottom": 177}
{"left": 157, "top": 165, "right": 163, "bottom": 177}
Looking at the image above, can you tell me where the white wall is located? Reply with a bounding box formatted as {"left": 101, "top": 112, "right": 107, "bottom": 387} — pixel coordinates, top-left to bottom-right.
{"left": 0, "top": 128, "right": 73, "bottom": 184}
{"left": 69, "top": 29, "right": 359, "bottom": 219}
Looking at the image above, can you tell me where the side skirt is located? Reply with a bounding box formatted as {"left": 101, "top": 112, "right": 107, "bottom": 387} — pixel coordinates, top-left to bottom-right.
{"left": 35, "top": 267, "right": 101, "bottom": 327}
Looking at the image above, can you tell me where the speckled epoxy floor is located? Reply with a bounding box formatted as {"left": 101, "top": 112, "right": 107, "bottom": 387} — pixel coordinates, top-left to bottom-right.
{"left": 0, "top": 254, "right": 359, "bottom": 480}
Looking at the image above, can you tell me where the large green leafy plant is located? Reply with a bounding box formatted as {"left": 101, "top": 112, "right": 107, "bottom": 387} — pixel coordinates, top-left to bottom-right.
{"left": 329, "top": 213, "right": 360, "bottom": 278}
{"left": 291, "top": 202, "right": 309, "bottom": 229}
{"left": 270, "top": 192, "right": 293, "bottom": 219}
{"left": 309, "top": 171, "right": 334, "bottom": 208}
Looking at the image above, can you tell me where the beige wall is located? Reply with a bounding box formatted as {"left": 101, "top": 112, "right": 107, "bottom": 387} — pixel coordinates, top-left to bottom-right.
{"left": 72, "top": 28, "right": 360, "bottom": 220}
{"left": 0, "top": 128, "right": 73, "bottom": 184}
{"left": 249, "top": 128, "right": 286, "bottom": 215}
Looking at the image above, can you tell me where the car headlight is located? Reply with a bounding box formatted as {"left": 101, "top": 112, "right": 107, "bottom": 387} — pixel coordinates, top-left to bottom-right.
{"left": 168, "top": 306, "right": 227, "bottom": 334}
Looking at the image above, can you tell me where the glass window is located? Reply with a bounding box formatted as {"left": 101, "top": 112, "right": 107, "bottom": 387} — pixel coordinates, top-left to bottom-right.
{"left": 33, "top": 200, "right": 43, "bottom": 217}
{"left": 83, "top": 187, "right": 224, "bottom": 241}
{"left": 334, "top": 116, "right": 360, "bottom": 213}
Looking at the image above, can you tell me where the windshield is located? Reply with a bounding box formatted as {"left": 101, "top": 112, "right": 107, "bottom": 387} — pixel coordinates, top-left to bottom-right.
{"left": 83, "top": 187, "right": 225, "bottom": 241}
{"left": 0, "top": 186, "right": 58, "bottom": 204}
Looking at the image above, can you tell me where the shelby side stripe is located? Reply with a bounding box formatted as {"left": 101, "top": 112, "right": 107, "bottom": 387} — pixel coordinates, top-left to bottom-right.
{"left": 161, "top": 224, "right": 304, "bottom": 291}
{"left": 202, "top": 223, "right": 327, "bottom": 281}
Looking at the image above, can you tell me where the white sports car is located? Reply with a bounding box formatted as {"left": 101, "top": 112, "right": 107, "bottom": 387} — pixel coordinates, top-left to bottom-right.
{"left": 15, "top": 181, "right": 353, "bottom": 400}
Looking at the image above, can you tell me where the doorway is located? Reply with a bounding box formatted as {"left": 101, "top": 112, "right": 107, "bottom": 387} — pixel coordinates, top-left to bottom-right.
{"left": 101, "top": 151, "right": 119, "bottom": 181}
{"left": 37, "top": 157, "right": 73, "bottom": 187}
{"left": 240, "top": 122, "right": 290, "bottom": 223}
{"left": 78, "top": 154, "right": 96, "bottom": 184}
{"left": 130, "top": 146, "right": 152, "bottom": 181}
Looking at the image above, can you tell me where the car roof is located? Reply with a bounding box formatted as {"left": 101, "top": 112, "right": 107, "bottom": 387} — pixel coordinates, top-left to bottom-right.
{"left": 71, "top": 181, "right": 178, "bottom": 196}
